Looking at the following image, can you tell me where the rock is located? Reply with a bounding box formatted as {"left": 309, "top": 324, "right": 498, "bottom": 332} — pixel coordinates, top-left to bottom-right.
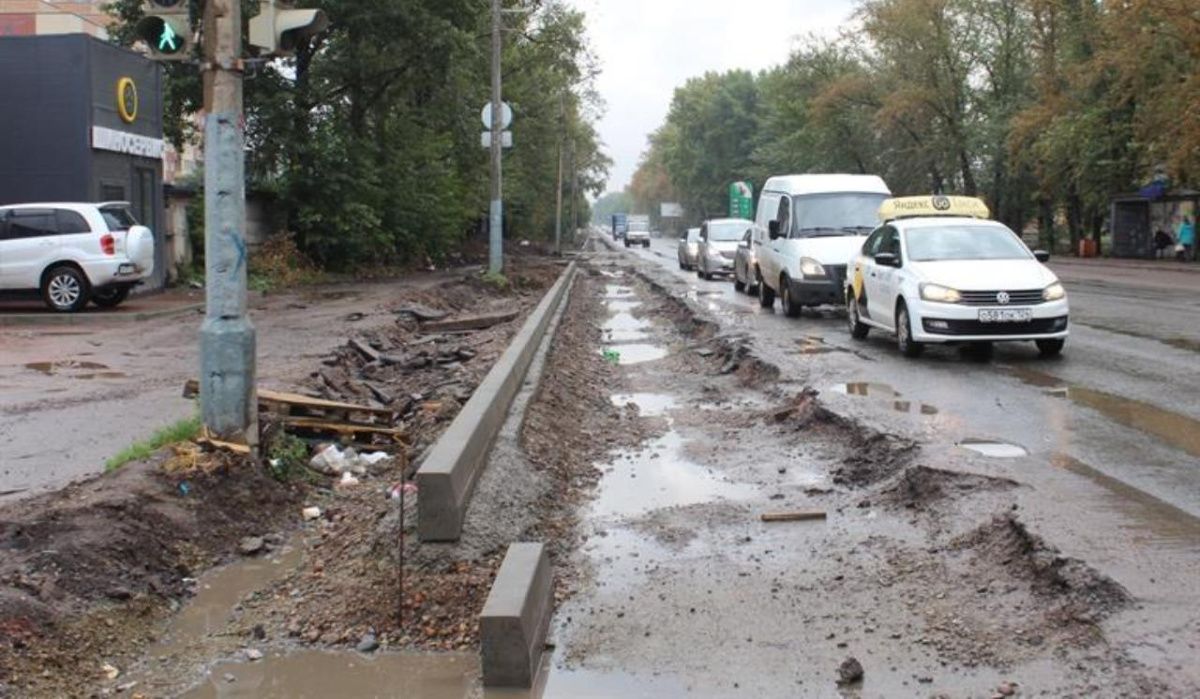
{"left": 356, "top": 633, "right": 380, "bottom": 653}
{"left": 997, "top": 681, "right": 1017, "bottom": 696}
{"left": 106, "top": 587, "right": 132, "bottom": 601}
{"left": 253, "top": 624, "right": 266, "bottom": 640}
{"left": 223, "top": 673, "right": 236, "bottom": 683}
{"left": 837, "top": 657, "right": 864, "bottom": 685}
{"left": 239, "top": 537, "right": 265, "bottom": 556}
{"left": 244, "top": 648, "right": 263, "bottom": 661}
{"left": 101, "top": 663, "right": 121, "bottom": 680}
{"left": 302, "top": 506, "right": 322, "bottom": 521}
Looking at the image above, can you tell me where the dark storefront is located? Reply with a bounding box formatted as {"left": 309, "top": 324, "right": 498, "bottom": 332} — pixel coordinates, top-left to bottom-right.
{"left": 0, "top": 34, "right": 166, "bottom": 288}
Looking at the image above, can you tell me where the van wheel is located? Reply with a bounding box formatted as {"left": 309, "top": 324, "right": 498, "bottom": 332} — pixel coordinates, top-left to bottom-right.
{"left": 896, "top": 302, "right": 924, "bottom": 358}
{"left": 42, "top": 266, "right": 89, "bottom": 313}
{"left": 758, "top": 274, "right": 775, "bottom": 308}
{"left": 1036, "top": 338, "right": 1065, "bottom": 358}
{"left": 847, "top": 294, "right": 869, "bottom": 339}
{"left": 781, "top": 276, "right": 802, "bottom": 318}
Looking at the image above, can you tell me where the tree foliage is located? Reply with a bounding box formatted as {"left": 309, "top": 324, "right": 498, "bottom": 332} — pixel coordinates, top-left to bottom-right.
{"left": 630, "top": 0, "right": 1200, "bottom": 246}
{"left": 106, "top": 0, "right": 608, "bottom": 269}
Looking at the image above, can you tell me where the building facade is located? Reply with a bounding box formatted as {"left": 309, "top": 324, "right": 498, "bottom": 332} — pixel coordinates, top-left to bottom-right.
{"left": 0, "top": 1, "right": 110, "bottom": 38}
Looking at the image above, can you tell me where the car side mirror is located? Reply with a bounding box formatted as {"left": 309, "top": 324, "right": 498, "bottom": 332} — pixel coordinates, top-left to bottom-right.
{"left": 874, "top": 252, "right": 899, "bottom": 267}
{"left": 1034, "top": 250, "right": 1050, "bottom": 263}
{"left": 768, "top": 220, "right": 780, "bottom": 240}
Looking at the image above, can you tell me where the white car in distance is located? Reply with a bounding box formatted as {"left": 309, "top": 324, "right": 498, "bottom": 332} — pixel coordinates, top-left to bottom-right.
{"left": 846, "top": 195, "right": 1068, "bottom": 358}
{"left": 0, "top": 202, "right": 156, "bottom": 312}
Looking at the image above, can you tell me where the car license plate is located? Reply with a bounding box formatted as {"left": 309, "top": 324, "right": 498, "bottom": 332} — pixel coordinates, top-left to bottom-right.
{"left": 978, "top": 308, "right": 1032, "bottom": 323}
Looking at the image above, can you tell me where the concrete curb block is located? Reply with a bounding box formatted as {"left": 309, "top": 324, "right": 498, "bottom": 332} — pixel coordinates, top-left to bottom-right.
{"left": 480, "top": 542, "right": 553, "bottom": 687}
{"left": 416, "top": 262, "right": 577, "bottom": 541}
{"left": 0, "top": 302, "right": 203, "bottom": 326}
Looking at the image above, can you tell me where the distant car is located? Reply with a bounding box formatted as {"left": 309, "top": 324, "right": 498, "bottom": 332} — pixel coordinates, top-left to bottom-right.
{"left": 625, "top": 226, "right": 651, "bottom": 248}
{"left": 733, "top": 228, "right": 758, "bottom": 294}
{"left": 677, "top": 227, "right": 701, "bottom": 270}
{"left": 846, "top": 195, "right": 1068, "bottom": 358}
{"left": 0, "top": 202, "right": 155, "bottom": 312}
{"left": 697, "top": 218, "right": 752, "bottom": 280}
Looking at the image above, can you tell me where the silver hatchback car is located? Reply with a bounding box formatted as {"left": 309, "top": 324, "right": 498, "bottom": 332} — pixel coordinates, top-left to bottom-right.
{"left": 677, "top": 227, "right": 701, "bottom": 270}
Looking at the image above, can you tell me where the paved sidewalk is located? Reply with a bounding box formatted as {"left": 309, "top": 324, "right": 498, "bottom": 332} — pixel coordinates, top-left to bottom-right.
{"left": 1050, "top": 256, "right": 1200, "bottom": 274}
{"left": 0, "top": 288, "right": 205, "bottom": 326}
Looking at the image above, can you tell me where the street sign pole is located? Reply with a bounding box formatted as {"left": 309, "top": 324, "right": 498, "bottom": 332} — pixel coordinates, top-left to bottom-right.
{"left": 488, "top": 0, "right": 503, "bottom": 275}
{"left": 199, "top": 0, "right": 256, "bottom": 445}
{"left": 554, "top": 93, "right": 564, "bottom": 256}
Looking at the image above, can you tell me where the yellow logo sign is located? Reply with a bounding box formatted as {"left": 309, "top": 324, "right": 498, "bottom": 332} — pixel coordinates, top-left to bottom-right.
{"left": 116, "top": 77, "right": 138, "bottom": 124}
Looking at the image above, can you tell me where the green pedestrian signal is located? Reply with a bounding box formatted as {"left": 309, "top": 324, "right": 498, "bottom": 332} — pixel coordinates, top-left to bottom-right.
{"left": 135, "top": 0, "right": 192, "bottom": 61}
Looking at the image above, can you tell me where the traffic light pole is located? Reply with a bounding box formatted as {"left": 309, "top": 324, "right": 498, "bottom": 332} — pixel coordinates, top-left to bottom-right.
{"left": 488, "top": 0, "right": 503, "bottom": 275}
{"left": 199, "top": 0, "right": 257, "bottom": 445}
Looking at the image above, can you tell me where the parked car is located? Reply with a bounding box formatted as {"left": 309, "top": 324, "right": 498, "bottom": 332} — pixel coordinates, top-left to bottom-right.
{"left": 752, "top": 174, "right": 891, "bottom": 317}
{"left": 697, "top": 218, "right": 752, "bottom": 280}
{"left": 733, "top": 229, "right": 757, "bottom": 294}
{"left": 845, "top": 195, "right": 1068, "bottom": 358}
{"left": 677, "top": 227, "right": 701, "bottom": 270}
{"left": 0, "top": 202, "right": 155, "bottom": 312}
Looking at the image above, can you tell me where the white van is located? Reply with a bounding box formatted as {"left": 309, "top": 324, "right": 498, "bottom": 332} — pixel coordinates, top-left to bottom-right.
{"left": 752, "top": 174, "right": 891, "bottom": 317}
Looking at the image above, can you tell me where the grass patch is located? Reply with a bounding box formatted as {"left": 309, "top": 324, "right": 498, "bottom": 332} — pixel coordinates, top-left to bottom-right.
{"left": 105, "top": 416, "right": 202, "bottom": 472}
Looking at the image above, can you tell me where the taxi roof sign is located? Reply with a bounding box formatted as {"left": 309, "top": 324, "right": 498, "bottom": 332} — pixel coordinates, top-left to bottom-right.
{"left": 879, "top": 195, "right": 990, "bottom": 222}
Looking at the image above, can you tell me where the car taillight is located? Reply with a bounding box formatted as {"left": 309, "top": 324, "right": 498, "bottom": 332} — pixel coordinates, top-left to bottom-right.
{"left": 101, "top": 234, "right": 115, "bottom": 255}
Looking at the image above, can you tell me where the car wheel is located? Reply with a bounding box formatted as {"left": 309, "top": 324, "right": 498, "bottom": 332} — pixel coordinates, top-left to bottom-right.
{"left": 896, "top": 302, "right": 924, "bottom": 358}
{"left": 781, "top": 276, "right": 802, "bottom": 318}
{"left": 92, "top": 286, "right": 130, "bottom": 309}
{"left": 847, "top": 294, "right": 869, "bottom": 339}
{"left": 758, "top": 274, "right": 775, "bottom": 308}
{"left": 643, "top": 241, "right": 650, "bottom": 248}
{"left": 1036, "top": 338, "right": 1065, "bottom": 358}
{"left": 734, "top": 276, "right": 746, "bottom": 293}
{"left": 42, "top": 265, "right": 90, "bottom": 313}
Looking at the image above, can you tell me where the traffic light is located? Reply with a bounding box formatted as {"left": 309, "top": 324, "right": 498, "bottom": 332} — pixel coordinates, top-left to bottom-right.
{"left": 135, "top": 0, "right": 192, "bottom": 60}
{"left": 249, "top": 1, "right": 329, "bottom": 57}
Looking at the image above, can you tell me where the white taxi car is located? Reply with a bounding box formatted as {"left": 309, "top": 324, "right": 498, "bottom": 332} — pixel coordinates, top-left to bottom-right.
{"left": 845, "top": 196, "right": 1068, "bottom": 358}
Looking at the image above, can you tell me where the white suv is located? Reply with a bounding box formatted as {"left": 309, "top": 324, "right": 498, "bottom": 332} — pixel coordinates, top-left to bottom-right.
{"left": 0, "top": 202, "right": 155, "bottom": 312}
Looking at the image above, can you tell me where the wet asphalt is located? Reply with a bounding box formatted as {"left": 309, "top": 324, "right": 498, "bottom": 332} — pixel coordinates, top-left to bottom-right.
{"left": 626, "top": 237, "right": 1200, "bottom": 521}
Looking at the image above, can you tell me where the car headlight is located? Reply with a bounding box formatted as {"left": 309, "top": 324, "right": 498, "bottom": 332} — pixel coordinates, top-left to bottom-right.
{"left": 799, "top": 257, "right": 826, "bottom": 278}
{"left": 919, "top": 283, "right": 962, "bottom": 303}
{"left": 1043, "top": 282, "right": 1066, "bottom": 301}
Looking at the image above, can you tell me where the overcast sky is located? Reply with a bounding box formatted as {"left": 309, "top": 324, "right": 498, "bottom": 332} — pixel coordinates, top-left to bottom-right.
{"left": 566, "top": 0, "right": 861, "bottom": 194}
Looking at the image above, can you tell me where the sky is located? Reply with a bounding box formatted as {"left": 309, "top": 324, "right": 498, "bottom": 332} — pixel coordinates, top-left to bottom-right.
{"left": 566, "top": 0, "right": 861, "bottom": 194}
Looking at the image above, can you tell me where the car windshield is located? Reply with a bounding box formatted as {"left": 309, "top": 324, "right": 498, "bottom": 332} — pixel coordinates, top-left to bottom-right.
{"left": 791, "top": 193, "right": 888, "bottom": 237}
{"left": 904, "top": 224, "right": 1032, "bottom": 261}
{"left": 686, "top": 229, "right": 700, "bottom": 242}
{"left": 708, "top": 222, "right": 749, "bottom": 241}
{"left": 100, "top": 206, "right": 138, "bottom": 231}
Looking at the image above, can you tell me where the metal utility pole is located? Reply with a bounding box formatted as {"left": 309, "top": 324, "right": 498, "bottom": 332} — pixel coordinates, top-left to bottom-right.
{"left": 569, "top": 139, "right": 579, "bottom": 240}
{"left": 554, "top": 93, "right": 565, "bottom": 256}
{"left": 199, "top": 0, "right": 256, "bottom": 445}
{"left": 488, "top": 0, "right": 504, "bottom": 274}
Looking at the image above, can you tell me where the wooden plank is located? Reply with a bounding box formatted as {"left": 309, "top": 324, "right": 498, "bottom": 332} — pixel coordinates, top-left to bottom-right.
{"left": 184, "top": 380, "right": 396, "bottom": 419}
{"left": 349, "top": 338, "right": 381, "bottom": 363}
{"left": 420, "top": 309, "right": 520, "bottom": 333}
{"left": 196, "top": 436, "right": 252, "bottom": 455}
{"left": 280, "top": 416, "right": 407, "bottom": 439}
{"left": 760, "top": 510, "right": 827, "bottom": 523}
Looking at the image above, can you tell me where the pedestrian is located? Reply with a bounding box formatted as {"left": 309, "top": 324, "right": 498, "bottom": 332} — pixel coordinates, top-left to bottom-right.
{"left": 1178, "top": 216, "right": 1196, "bottom": 261}
{"left": 1154, "top": 229, "right": 1174, "bottom": 259}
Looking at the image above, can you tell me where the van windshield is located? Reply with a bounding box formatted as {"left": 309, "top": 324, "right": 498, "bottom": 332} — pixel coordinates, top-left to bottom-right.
{"left": 791, "top": 193, "right": 888, "bottom": 238}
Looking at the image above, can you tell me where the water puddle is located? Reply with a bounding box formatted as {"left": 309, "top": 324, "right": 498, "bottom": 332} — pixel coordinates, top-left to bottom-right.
{"left": 609, "top": 393, "right": 677, "bottom": 417}
{"left": 24, "top": 360, "right": 126, "bottom": 379}
{"left": 598, "top": 344, "right": 668, "bottom": 365}
{"left": 591, "top": 430, "right": 757, "bottom": 518}
{"left": 958, "top": 439, "right": 1029, "bottom": 458}
{"left": 1005, "top": 366, "right": 1200, "bottom": 459}
{"left": 149, "top": 543, "right": 305, "bottom": 658}
{"left": 830, "top": 382, "right": 938, "bottom": 415}
{"left": 793, "top": 336, "right": 846, "bottom": 355}
{"left": 1051, "top": 454, "right": 1200, "bottom": 551}
{"left": 180, "top": 650, "right": 494, "bottom": 699}
{"left": 602, "top": 284, "right": 635, "bottom": 300}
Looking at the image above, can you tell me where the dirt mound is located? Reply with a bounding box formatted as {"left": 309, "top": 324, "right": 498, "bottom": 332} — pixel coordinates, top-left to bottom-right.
{"left": 953, "top": 513, "right": 1131, "bottom": 617}
{"left": 831, "top": 430, "right": 919, "bottom": 487}
{"left": 0, "top": 455, "right": 300, "bottom": 697}
{"left": 880, "top": 465, "right": 1018, "bottom": 509}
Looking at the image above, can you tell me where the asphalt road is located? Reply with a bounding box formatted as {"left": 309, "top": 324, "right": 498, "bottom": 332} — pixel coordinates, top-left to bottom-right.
{"left": 623, "top": 236, "right": 1200, "bottom": 521}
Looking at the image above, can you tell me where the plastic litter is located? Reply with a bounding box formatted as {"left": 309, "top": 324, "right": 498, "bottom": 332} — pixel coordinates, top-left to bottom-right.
{"left": 302, "top": 506, "right": 322, "bottom": 521}
{"left": 309, "top": 445, "right": 392, "bottom": 476}
{"left": 602, "top": 348, "right": 621, "bottom": 365}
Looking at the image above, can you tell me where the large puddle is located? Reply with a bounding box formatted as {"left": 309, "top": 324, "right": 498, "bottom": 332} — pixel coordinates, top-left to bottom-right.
{"left": 958, "top": 438, "right": 1029, "bottom": 458}
{"left": 24, "top": 360, "right": 126, "bottom": 379}
{"left": 830, "top": 381, "right": 939, "bottom": 416}
{"left": 1005, "top": 366, "right": 1200, "bottom": 459}
{"left": 600, "top": 286, "right": 667, "bottom": 364}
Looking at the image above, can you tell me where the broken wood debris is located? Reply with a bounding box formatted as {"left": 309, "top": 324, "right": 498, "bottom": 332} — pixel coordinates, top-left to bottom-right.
{"left": 419, "top": 309, "right": 519, "bottom": 333}
{"left": 349, "top": 338, "right": 381, "bottom": 363}
{"left": 760, "top": 510, "right": 827, "bottom": 523}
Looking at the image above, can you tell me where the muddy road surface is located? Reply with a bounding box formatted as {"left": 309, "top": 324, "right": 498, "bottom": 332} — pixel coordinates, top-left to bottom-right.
{"left": 0, "top": 277, "right": 468, "bottom": 499}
